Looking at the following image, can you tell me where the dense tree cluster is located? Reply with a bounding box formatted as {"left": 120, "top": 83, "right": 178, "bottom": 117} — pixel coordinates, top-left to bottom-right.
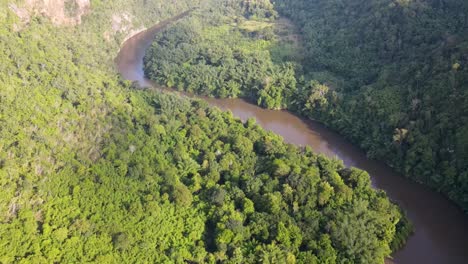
{"left": 144, "top": 0, "right": 468, "bottom": 211}
{"left": 143, "top": 1, "right": 297, "bottom": 110}
{"left": 0, "top": 0, "right": 410, "bottom": 262}
{"left": 275, "top": 0, "right": 468, "bottom": 210}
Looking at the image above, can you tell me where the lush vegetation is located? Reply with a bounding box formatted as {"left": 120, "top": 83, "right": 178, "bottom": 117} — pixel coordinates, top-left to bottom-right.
{"left": 144, "top": 0, "right": 301, "bottom": 110}
{"left": 275, "top": 0, "right": 468, "bottom": 211}
{"left": 0, "top": 0, "right": 411, "bottom": 262}
{"left": 144, "top": 0, "right": 468, "bottom": 212}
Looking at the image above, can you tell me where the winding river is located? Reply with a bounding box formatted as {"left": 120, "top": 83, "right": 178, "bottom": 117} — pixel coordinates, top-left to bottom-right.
{"left": 115, "top": 13, "right": 468, "bottom": 264}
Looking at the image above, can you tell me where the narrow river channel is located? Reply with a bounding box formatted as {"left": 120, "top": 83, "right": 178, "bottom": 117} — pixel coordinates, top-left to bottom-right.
{"left": 115, "top": 13, "right": 468, "bottom": 264}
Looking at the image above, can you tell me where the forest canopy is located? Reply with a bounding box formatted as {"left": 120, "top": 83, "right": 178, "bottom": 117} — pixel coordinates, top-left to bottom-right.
{"left": 0, "top": 0, "right": 412, "bottom": 263}
{"left": 275, "top": 0, "right": 468, "bottom": 211}
{"left": 144, "top": 0, "right": 468, "bottom": 212}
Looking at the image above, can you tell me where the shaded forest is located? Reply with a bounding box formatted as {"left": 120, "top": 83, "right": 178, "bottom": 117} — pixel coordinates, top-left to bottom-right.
{"left": 276, "top": 0, "right": 468, "bottom": 211}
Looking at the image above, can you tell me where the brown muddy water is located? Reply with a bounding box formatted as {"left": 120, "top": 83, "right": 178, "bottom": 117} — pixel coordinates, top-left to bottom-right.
{"left": 115, "top": 13, "right": 468, "bottom": 264}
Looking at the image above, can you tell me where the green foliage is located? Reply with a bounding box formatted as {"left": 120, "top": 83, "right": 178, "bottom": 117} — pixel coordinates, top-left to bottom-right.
{"left": 0, "top": 0, "right": 410, "bottom": 263}
{"left": 276, "top": 0, "right": 468, "bottom": 210}
{"left": 145, "top": 0, "right": 468, "bottom": 213}
{"left": 172, "top": 183, "right": 193, "bottom": 207}
{"left": 143, "top": 0, "right": 298, "bottom": 109}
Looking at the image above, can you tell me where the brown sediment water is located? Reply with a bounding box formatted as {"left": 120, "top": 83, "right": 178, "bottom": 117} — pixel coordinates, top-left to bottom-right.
{"left": 115, "top": 13, "right": 468, "bottom": 264}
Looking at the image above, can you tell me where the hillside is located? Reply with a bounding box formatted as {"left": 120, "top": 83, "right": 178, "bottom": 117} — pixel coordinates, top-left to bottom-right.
{"left": 0, "top": 0, "right": 408, "bottom": 263}
{"left": 275, "top": 0, "right": 468, "bottom": 210}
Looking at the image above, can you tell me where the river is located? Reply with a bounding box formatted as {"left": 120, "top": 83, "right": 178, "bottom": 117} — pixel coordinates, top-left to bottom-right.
{"left": 115, "top": 13, "right": 468, "bottom": 264}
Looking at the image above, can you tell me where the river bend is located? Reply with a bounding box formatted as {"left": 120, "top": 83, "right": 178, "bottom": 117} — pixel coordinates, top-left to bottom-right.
{"left": 115, "top": 13, "right": 468, "bottom": 264}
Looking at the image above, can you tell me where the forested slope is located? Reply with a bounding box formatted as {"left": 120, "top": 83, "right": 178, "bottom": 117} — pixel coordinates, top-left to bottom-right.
{"left": 275, "top": 0, "right": 468, "bottom": 210}
{"left": 144, "top": 0, "right": 468, "bottom": 211}
{"left": 0, "top": 0, "right": 409, "bottom": 263}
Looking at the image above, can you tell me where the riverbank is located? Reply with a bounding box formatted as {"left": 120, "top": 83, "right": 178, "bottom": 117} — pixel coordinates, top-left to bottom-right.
{"left": 116, "top": 11, "right": 468, "bottom": 264}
